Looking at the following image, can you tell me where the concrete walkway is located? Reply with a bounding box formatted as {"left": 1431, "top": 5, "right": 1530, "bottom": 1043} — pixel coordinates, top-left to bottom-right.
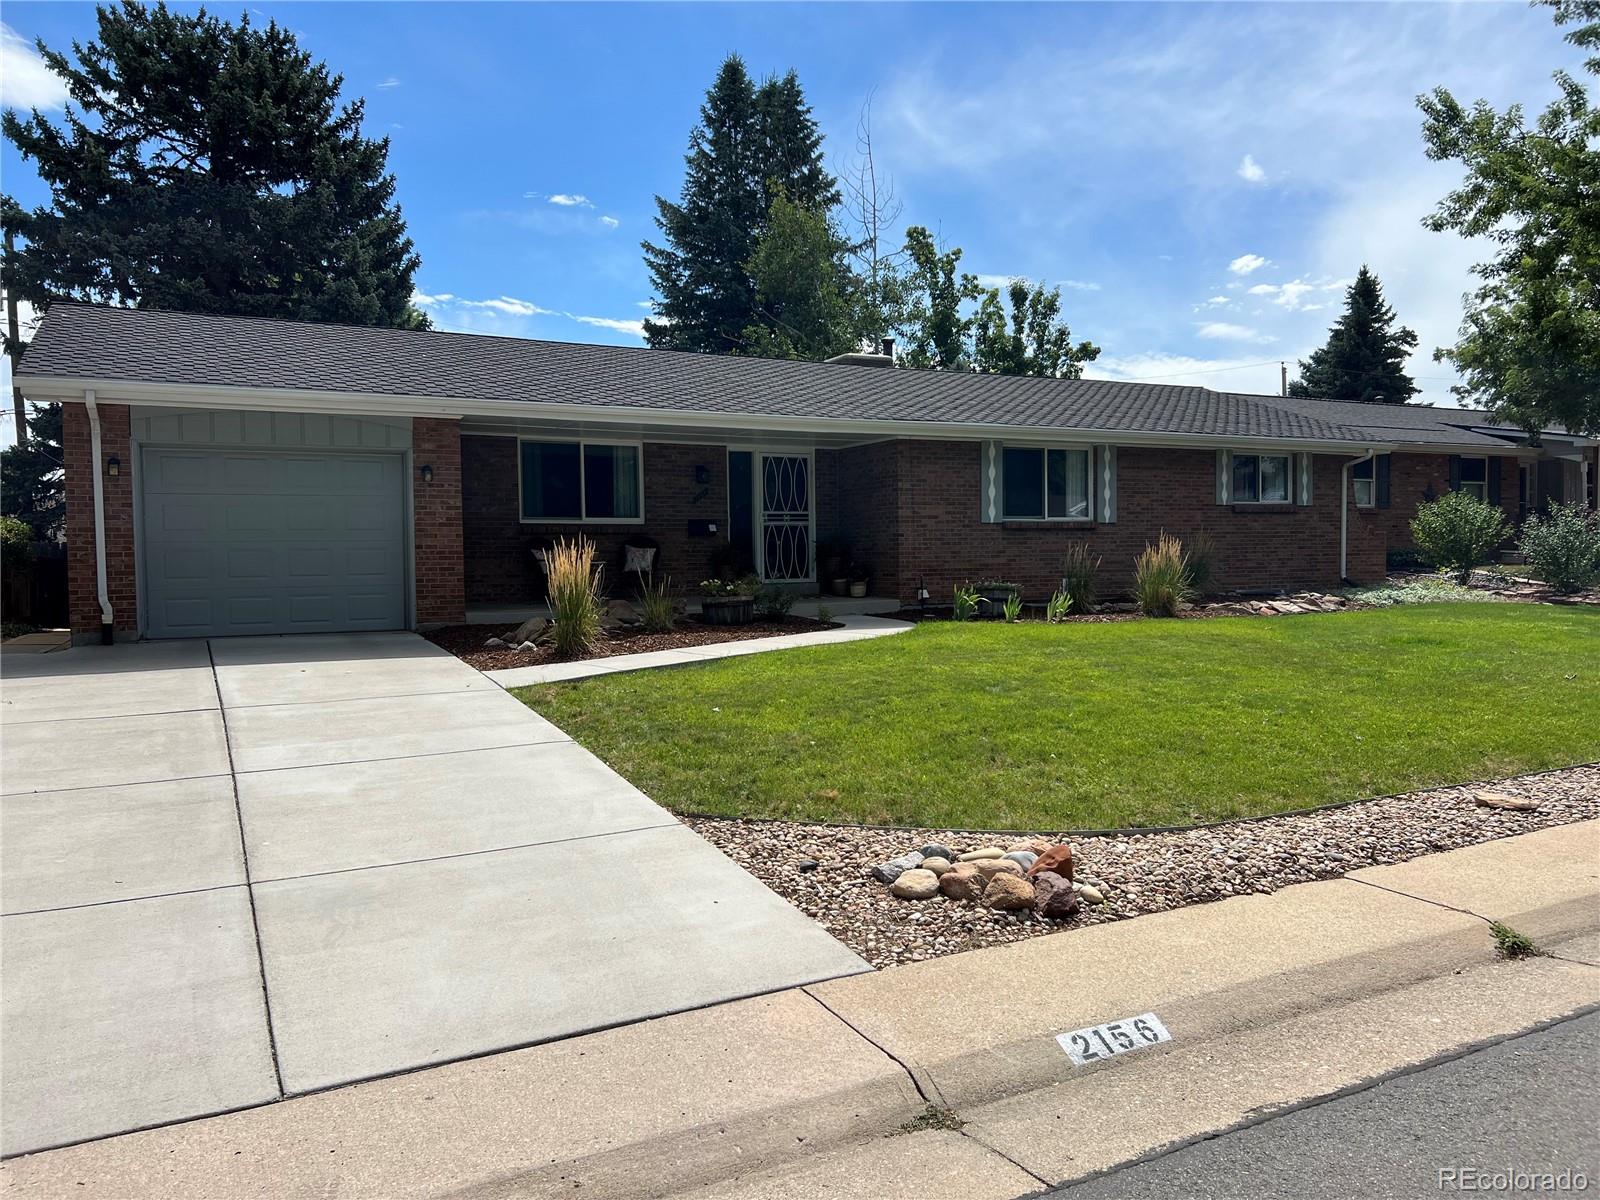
{"left": 0, "top": 633, "right": 867, "bottom": 1158}
{"left": 5, "top": 821, "right": 1593, "bottom": 1197}
{"left": 484, "top": 613, "right": 910, "bottom": 687}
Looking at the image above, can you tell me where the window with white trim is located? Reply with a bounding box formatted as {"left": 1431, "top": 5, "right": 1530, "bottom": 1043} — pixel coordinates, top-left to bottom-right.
{"left": 1002, "top": 446, "right": 1090, "bottom": 520}
{"left": 1456, "top": 456, "right": 1488, "bottom": 501}
{"left": 519, "top": 439, "right": 642, "bottom": 522}
{"left": 1232, "top": 453, "right": 1292, "bottom": 504}
{"left": 1352, "top": 457, "right": 1375, "bottom": 507}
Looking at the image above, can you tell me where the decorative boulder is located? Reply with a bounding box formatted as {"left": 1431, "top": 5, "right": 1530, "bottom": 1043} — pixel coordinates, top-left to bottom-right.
{"left": 939, "top": 864, "right": 987, "bottom": 902}
{"left": 1076, "top": 884, "right": 1105, "bottom": 905}
{"left": 957, "top": 847, "right": 1004, "bottom": 862}
{"left": 919, "top": 843, "right": 957, "bottom": 861}
{"left": 973, "top": 858, "right": 1024, "bottom": 881}
{"left": 1028, "top": 844, "right": 1074, "bottom": 882}
{"left": 921, "top": 857, "right": 954, "bottom": 876}
{"left": 606, "top": 599, "right": 642, "bottom": 625}
{"left": 1032, "top": 871, "right": 1080, "bottom": 919}
{"left": 484, "top": 637, "right": 508, "bottom": 649}
{"left": 1008, "top": 838, "right": 1054, "bottom": 857}
{"left": 871, "top": 852, "right": 924, "bottom": 885}
{"left": 1003, "top": 851, "right": 1038, "bottom": 871}
{"left": 983, "top": 873, "right": 1036, "bottom": 911}
{"left": 890, "top": 869, "right": 940, "bottom": 900}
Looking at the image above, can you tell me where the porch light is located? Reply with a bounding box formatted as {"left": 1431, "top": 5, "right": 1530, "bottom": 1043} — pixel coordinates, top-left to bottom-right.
{"left": 106, "top": 456, "right": 120, "bottom": 477}
{"left": 420, "top": 464, "right": 434, "bottom": 484}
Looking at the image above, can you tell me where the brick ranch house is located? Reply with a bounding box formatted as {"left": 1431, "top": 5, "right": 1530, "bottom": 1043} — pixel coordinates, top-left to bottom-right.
{"left": 17, "top": 303, "right": 1599, "bottom": 643}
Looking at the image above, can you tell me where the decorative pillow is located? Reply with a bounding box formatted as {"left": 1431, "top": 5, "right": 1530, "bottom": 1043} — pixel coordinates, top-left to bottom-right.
{"left": 624, "top": 545, "right": 657, "bottom": 574}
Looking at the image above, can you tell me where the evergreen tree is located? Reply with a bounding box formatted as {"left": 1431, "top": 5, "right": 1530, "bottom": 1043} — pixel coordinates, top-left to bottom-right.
{"left": 1, "top": 2, "right": 425, "bottom": 329}
{"left": 0, "top": 402, "right": 63, "bottom": 541}
{"left": 973, "top": 278, "right": 1100, "bottom": 378}
{"left": 741, "top": 188, "right": 858, "bottom": 361}
{"left": 1287, "top": 267, "right": 1419, "bottom": 403}
{"left": 643, "top": 55, "right": 838, "bottom": 354}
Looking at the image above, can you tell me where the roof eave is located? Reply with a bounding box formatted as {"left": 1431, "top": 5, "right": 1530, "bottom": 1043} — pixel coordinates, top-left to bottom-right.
{"left": 16, "top": 374, "right": 1396, "bottom": 454}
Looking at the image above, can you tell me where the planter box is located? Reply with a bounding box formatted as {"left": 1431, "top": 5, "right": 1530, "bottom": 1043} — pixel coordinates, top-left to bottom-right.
{"left": 848, "top": 580, "right": 869, "bottom": 598}
{"left": 700, "top": 596, "right": 755, "bottom": 625}
{"left": 978, "top": 585, "right": 1020, "bottom": 612}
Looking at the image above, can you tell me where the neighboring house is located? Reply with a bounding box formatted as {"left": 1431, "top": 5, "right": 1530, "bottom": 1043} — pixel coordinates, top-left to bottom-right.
{"left": 16, "top": 303, "right": 1599, "bottom": 642}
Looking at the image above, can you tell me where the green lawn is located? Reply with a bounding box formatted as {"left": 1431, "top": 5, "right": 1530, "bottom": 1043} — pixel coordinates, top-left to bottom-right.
{"left": 515, "top": 605, "right": 1600, "bottom": 831}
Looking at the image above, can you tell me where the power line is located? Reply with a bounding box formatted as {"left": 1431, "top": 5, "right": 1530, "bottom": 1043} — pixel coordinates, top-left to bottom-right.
{"left": 1117, "top": 359, "right": 1463, "bottom": 384}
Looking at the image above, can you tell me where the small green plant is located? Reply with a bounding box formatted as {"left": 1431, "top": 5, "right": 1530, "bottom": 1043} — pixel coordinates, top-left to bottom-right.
{"left": 1000, "top": 590, "right": 1023, "bottom": 623}
{"left": 1386, "top": 546, "right": 1430, "bottom": 574}
{"left": 952, "top": 583, "right": 980, "bottom": 621}
{"left": 1517, "top": 501, "right": 1600, "bottom": 594}
{"left": 638, "top": 571, "right": 677, "bottom": 632}
{"left": 546, "top": 537, "right": 603, "bottom": 659}
{"left": 699, "top": 576, "right": 756, "bottom": 597}
{"left": 1045, "top": 588, "right": 1072, "bottom": 623}
{"left": 1062, "top": 543, "right": 1100, "bottom": 613}
{"left": 754, "top": 581, "right": 796, "bottom": 619}
{"left": 895, "top": 1104, "right": 965, "bottom": 1135}
{"left": 1187, "top": 530, "right": 1217, "bottom": 596}
{"left": 1410, "top": 491, "right": 1511, "bottom": 583}
{"left": 1344, "top": 577, "right": 1501, "bottom": 608}
{"left": 816, "top": 604, "right": 833, "bottom": 625}
{"left": 1488, "top": 920, "right": 1543, "bottom": 960}
{"left": 1133, "top": 533, "right": 1193, "bottom": 617}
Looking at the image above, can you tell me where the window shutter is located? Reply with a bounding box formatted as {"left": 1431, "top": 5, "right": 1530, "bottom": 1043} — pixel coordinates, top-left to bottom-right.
{"left": 1488, "top": 457, "right": 1502, "bottom": 505}
{"left": 1376, "top": 454, "right": 1392, "bottom": 508}
{"left": 980, "top": 440, "right": 1001, "bottom": 522}
{"left": 1098, "top": 446, "right": 1117, "bottom": 523}
{"left": 1216, "top": 450, "right": 1231, "bottom": 505}
{"left": 1295, "top": 453, "right": 1313, "bottom": 506}
{"left": 1448, "top": 455, "right": 1462, "bottom": 492}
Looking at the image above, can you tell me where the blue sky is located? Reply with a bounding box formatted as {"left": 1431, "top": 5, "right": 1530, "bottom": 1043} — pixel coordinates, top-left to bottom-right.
{"left": 0, "top": 0, "right": 1588, "bottom": 435}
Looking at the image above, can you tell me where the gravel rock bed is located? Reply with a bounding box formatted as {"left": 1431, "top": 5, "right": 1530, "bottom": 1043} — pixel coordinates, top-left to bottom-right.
{"left": 684, "top": 764, "right": 1600, "bottom": 970}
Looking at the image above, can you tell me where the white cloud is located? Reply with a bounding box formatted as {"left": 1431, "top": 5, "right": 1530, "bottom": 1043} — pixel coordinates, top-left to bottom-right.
{"left": 1086, "top": 351, "right": 1282, "bottom": 394}
{"left": 1197, "top": 321, "right": 1274, "bottom": 344}
{"left": 547, "top": 194, "right": 593, "bottom": 208}
{"left": 1061, "top": 279, "right": 1101, "bottom": 292}
{"left": 376, "top": 77, "right": 401, "bottom": 90}
{"left": 413, "top": 290, "right": 645, "bottom": 342}
{"left": 1228, "top": 253, "right": 1269, "bottom": 276}
{"left": 1236, "top": 153, "right": 1266, "bottom": 184}
{"left": 1201, "top": 295, "right": 1230, "bottom": 307}
{"left": 598, "top": 215, "right": 620, "bottom": 230}
{"left": 0, "top": 23, "right": 68, "bottom": 111}
{"left": 573, "top": 315, "right": 645, "bottom": 336}
{"left": 975, "top": 273, "right": 1099, "bottom": 293}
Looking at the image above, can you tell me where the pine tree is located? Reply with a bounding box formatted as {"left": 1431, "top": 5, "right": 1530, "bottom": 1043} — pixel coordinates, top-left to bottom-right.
{"left": 1287, "top": 267, "right": 1419, "bottom": 403}
{"left": 0, "top": 402, "right": 63, "bottom": 541}
{"left": 643, "top": 56, "right": 839, "bottom": 354}
{"left": 1, "top": 3, "right": 425, "bottom": 329}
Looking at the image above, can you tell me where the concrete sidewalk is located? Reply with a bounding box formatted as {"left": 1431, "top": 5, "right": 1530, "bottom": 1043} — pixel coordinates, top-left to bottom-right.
{"left": 5, "top": 820, "right": 1594, "bottom": 1199}
{"left": 483, "top": 614, "right": 910, "bottom": 687}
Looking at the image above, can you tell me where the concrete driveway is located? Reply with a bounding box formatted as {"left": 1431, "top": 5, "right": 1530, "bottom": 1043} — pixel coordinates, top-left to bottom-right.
{"left": 0, "top": 633, "right": 867, "bottom": 1157}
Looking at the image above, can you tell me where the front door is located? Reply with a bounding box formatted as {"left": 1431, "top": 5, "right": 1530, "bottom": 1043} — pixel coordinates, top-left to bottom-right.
{"left": 758, "top": 452, "right": 813, "bottom": 583}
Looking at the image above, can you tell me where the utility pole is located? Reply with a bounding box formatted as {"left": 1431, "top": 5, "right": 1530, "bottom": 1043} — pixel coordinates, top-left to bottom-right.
{"left": 4, "top": 229, "right": 24, "bottom": 446}
{"left": 1280, "top": 361, "right": 1288, "bottom": 397}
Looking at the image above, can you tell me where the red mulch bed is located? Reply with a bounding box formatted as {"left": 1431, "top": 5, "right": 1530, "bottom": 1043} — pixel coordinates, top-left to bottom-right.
{"left": 427, "top": 616, "right": 841, "bottom": 672}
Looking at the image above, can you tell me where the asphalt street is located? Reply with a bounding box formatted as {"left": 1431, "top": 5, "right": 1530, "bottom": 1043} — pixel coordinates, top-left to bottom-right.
{"left": 1051, "top": 1010, "right": 1600, "bottom": 1199}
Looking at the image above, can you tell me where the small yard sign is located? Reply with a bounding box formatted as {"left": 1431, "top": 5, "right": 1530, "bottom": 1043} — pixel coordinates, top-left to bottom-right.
{"left": 1057, "top": 1013, "right": 1171, "bottom": 1065}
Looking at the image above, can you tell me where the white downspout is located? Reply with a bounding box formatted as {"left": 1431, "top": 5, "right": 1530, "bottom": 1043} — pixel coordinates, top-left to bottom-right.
{"left": 84, "top": 389, "right": 115, "bottom": 643}
{"left": 1340, "top": 450, "right": 1375, "bottom": 584}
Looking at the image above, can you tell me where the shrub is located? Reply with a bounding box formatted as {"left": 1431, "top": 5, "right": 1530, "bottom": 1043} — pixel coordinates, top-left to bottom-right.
{"left": 638, "top": 572, "right": 677, "bottom": 632}
{"left": 1062, "top": 544, "right": 1100, "bottom": 613}
{"left": 754, "top": 581, "right": 796, "bottom": 618}
{"left": 952, "top": 583, "right": 980, "bottom": 621}
{"left": 1187, "top": 530, "right": 1217, "bottom": 595}
{"left": 698, "top": 576, "right": 757, "bottom": 597}
{"left": 1045, "top": 588, "right": 1071, "bottom": 623}
{"left": 1133, "top": 533, "right": 1193, "bottom": 617}
{"left": 1386, "top": 546, "right": 1430, "bottom": 574}
{"left": 546, "top": 537, "right": 602, "bottom": 659}
{"left": 1410, "top": 491, "right": 1511, "bottom": 582}
{"left": 1517, "top": 501, "right": 1600, "bottom": 594}
{"left": 0, "top": 515, "right": 32, "bottom": 572}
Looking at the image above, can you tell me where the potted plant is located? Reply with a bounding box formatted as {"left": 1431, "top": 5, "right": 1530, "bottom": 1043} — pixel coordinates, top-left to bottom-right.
{"left": 817, "top": 540, "right": 850, "bottom": 596}
{"left": 698, "top": 575, "right": 758, "bottom": 625}
{"left": 974, "top": 578, "right": 1021, "bottom": 615}
{"left": 848, "top": 561, "right": 872, "bottom": 598}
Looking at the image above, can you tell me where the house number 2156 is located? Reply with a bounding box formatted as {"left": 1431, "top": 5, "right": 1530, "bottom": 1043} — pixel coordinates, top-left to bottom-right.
{"left": 1057, "top": 1013, "right": 1171, "bottom": 1065}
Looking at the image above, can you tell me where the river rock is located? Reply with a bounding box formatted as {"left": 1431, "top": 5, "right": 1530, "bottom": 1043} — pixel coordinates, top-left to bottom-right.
{"left": 939, "top": 864, "right": 986, "bottom": 902}
{"left": 983, "top": 873, "right": 1036, "bottom": 911}
{"left": 1032, "top": 871, "right": 1081, "bottom": 919}
{"left": 870, "top": 852, "right": 924, "bottom": 884}
{"left": 1029, "top": 844, "right": 1074, "bottom": 881}
{"left": 958, "top": 847, "right": 1004, "bottom": 862}
{"left": 973, "top": 858, "right": 1024, "bottom": 881}
{"left": 1076, "top": 884, "right": 1105, "bottom": 905}
{"left": 921, "top": 857, "right": 954, "bottom": 876}
{"left": 919, "top": 843, "right": 956, "bottom": 861}
{"left": 890, "top": 868, "right": 940, "bottom": 900}
{"left": 1003, "top": 850, "right": 1038, "bottom": 871}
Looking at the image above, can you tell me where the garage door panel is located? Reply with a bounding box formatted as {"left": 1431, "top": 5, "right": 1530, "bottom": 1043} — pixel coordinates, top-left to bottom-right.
{"left": 141, "top": 446, "right": 406, "bottom": 639}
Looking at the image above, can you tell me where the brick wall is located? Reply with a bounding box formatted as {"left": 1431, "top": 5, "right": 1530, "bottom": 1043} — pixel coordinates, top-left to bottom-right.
{"left": 839, "top": 440, "right": 1386, "bottom": 604}
{"left": 461, "top": 437, "right": 730, "bottom": 604}
{"left": 63, "top": 402, "right": 138, "bottom": 638}
{"left": 1356, "top": 451, "right": 1523, "bottom": 560}
{"left": 413, "top": 417, "right": 466, "bottom": 625}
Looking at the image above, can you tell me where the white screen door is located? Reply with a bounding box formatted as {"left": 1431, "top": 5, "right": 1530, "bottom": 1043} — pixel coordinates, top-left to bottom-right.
{"left": 758, "top": 452, "right": 814, "bottom": 583}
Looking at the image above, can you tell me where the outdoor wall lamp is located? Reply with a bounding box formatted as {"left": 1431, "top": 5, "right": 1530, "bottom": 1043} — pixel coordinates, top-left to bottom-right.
{"left": 694, "top": 464, "right": 711, "bottom": 485}
{"left": 106, "top": 456, "right": 120, "bottom": 477}
{"left": 420, "top": 464, "right": 434, "bottom": 484}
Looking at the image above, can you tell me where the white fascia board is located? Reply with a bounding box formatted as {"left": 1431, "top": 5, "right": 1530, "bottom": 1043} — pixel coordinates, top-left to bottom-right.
{"left": 18, "top": 374, "right": 1395, "bottom": 454}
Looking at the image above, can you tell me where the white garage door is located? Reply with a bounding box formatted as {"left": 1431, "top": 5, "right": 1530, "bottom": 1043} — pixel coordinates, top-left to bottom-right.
{"left": 141, "top": 446, "right": 407, "bottom": 638}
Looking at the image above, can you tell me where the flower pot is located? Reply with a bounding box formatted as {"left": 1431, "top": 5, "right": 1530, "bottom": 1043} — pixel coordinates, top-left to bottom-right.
{"left": 848, "top": 580, "right": 868, "bottom": 598}
{"left": 830, "top": 577, "right": 850, "bottom": 596}
{"left": 978, "top": 585, "right": 1019, "bottom": 614}
{"left": 700, "top": 596, "right": 755, "bottom": 625}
